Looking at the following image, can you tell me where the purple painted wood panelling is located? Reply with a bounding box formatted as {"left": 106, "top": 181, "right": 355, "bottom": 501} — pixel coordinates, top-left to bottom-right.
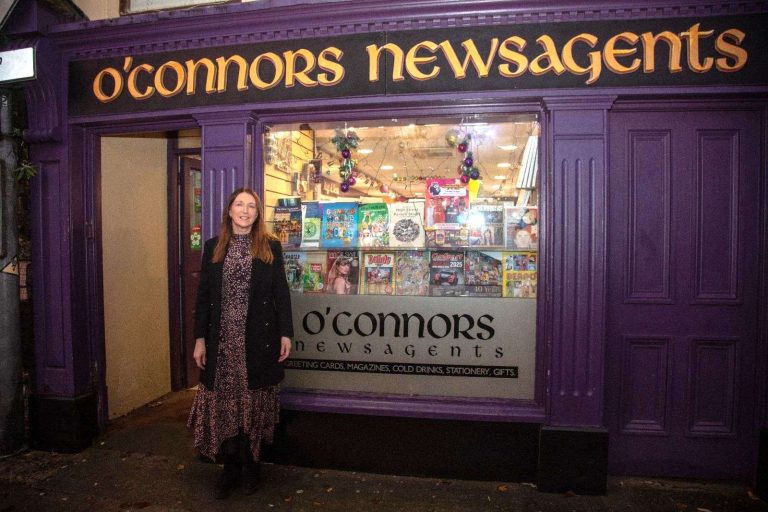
{"left": 544, "top": 97, "right": 612, "bottom": 428}
{"left": 17, "top": 7, "right": 76, "bottom": 399}
{"left": 607, "top": 107, "right": 760, "bottom": 480}
{"left": 49, "top": 0, "right": 768, "bottom": 61}
{"left": 619, "top": 337, "right": 671, "bottom": 435}
{"left": 41, "top": 160, "right": 66, "bottom": 372}
{"left": 695, "top": 130, "right": 740, "bottom": 303}
{"left": 202, "top": 166, "right": 239, "bottom": 239}
{"left": 281, "top": 389, "right": 546, "bottom": 423}
{"left": 627, "top": 130, "right": 672, "bottom": 303}
{"left": 196, "top": 114, "right": 255, "bottom": 239}
{"left": 32, "top": 157, "right": 74, "bottom": 396}
{"left": 687, "top": 337, "right": 738, "bottom": 437}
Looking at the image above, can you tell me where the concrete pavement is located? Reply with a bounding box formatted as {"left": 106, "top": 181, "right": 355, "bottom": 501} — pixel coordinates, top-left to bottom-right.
{"left": 1, "top": 390, "right": 766, "bottom": 512}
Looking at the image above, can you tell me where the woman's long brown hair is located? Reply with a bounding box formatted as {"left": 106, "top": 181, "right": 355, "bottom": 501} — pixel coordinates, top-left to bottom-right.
{"left": 211, "top": 188, "right": 277, "bottom": 264}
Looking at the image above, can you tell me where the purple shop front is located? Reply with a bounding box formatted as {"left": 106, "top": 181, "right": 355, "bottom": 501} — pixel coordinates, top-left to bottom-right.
{"left": 4, "top": 0, "right": 767, "bottom": 494}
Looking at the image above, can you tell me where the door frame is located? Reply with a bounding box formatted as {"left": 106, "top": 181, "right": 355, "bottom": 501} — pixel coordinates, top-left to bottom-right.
{"left": 168, "top": 141, "right": 202, "bottom": 391}
{"left": 81, "top": 121, "right": 199, "bottom": 427}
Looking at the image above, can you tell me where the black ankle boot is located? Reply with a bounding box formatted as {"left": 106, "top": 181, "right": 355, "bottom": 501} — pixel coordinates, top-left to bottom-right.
{"left": 215, "top": 463, "right": 241, "bottom": 499}
{"left": 242, "top": 461, "right": 261, "bottom": 495}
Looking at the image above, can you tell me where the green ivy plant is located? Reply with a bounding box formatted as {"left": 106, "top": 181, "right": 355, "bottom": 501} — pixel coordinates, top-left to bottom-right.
{"left": 13, "top": 160, "right": 37, "bottom": 182}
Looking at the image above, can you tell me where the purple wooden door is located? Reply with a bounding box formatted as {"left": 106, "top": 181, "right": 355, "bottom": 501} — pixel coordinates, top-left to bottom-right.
{"left": 606, "top": 108, "right": 761, "bottom": 479}
{"left": 181, "top": 156, "right": 203, "bottom": 387}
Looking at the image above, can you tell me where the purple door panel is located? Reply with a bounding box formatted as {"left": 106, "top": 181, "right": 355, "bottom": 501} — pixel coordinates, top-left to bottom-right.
{"left": 606, "top": 108, "right": 761, "bottom": 479}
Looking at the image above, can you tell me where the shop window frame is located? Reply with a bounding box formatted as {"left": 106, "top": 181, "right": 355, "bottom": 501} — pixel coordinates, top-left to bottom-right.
{"left": 253, "top": 103, "right": 549, "bottom": 423}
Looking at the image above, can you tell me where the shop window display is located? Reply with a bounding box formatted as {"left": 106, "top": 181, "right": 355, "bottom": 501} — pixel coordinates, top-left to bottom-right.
{"left": 263, "top": 116, "right": 539, "bottom": 299}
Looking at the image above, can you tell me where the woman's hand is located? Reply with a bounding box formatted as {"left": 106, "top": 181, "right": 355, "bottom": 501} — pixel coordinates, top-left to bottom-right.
{"left": 193, "top": 338, "right": 206, "bottom": 370}
{"left": 279, "top": 336, "right": 292, "bottom": 362}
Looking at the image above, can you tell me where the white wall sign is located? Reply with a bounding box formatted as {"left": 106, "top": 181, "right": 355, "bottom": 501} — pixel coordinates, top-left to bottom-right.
{"left": 0, "top": 48, "right": 35, "bottom": 83}
{"left": 284, "top": 295, "right": 536, "bottom": 400}
{"left": 123, "top": 0, "right": 227, "bottom": 14}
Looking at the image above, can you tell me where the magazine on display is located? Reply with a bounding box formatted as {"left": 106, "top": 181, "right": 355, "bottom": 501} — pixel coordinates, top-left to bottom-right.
{"left": 358, "top": 202, "right": 390, "bottom": 248}
{"left": 504, "top": 204, "right": 539, "bottom": 251}
{"left": 302, "top": 251, "right": 326, "bottom": 294}
{"left": 424, "top": 178, "right": 469, "bottom": 248}
{"left": 325, "top": 250, "right": 360, "bottom": 295}
{"left": 361, "top": 252, "right": 395, "bottom": 295}
{"left": 464, "top": 250, "right": 503, "bottom": 297}
{"left": 393, "top": 250, "right": 431, "bottom": 296}
{"left": 301, "top": 200, "right": 321, "bottom": 248}
{"left": 468, "top": 201, "right": 504, "bottom": 247}
{"left": 272, "top": 204, "right": 302, "bottom": 248}
{"left": 502, "top": 251, "right": 538, "bottom": 298}
{"left": 320, "top": 201, "right": 359, "bottom": 248}
{"left": 283, "top": 251, "right": 305, "bottom": 294}
{"left": 429, "top": 250, "right": 466, "bottom": 297}
{"left": 388, "top": 200, "right": 426, "bottom": 248}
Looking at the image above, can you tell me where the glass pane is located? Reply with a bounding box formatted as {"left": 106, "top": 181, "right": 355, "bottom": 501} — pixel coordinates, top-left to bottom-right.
{"left": 263, "top": 115, "right": 539, "bottom": 299}
{"left": 266, "top": 115, "right": 540, "bottom": 400}
{"left": 188, "top": 165, "right": 202, "bottom": 251}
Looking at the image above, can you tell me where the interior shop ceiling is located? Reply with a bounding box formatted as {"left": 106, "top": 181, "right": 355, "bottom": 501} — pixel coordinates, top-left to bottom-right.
{"left": 293, "top": 115, "right": 539, "bottom": 199}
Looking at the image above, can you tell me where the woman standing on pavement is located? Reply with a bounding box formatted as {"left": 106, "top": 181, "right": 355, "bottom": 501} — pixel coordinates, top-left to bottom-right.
{"left": 188, "top": 188, "right": 293, "bottom": 499}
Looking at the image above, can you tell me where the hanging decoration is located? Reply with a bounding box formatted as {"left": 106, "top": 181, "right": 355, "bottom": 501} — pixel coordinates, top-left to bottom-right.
{"left": 331, "top": 129, "right": 361, "bottom": 193}
{"left": 445, "top": 128, "right": 460, "bottom": 148}
{"left": 450, "top": 131, "right": 481, "bottom": 183}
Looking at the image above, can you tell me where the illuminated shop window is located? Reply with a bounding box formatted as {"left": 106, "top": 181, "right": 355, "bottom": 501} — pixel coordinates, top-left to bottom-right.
{"left": 264, "top": 115, "right": 540, "bottom": 300}
{"left": 265, "top": 115, "right": 540, "bottom": 400}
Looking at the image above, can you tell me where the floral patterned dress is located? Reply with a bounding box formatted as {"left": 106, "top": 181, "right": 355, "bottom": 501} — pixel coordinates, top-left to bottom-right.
{"left": 188, "top": 234, "right": 279, "bottom": 462}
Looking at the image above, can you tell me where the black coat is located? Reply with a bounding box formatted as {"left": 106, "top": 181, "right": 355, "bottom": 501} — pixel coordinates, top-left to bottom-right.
{"left": 193, "top": 236, "right": 294, "bottom": 390}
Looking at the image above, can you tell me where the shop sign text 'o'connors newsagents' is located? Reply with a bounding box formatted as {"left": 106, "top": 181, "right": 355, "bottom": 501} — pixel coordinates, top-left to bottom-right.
{"left": 283, "top": 295, "right": 536, "bottom": 400}
{"left": 68, "top": 14, "right": 768, "bottom": 116}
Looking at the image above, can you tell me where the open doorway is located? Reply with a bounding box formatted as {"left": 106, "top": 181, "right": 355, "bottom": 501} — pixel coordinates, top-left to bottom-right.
{"left": 99, "top": 130, "right": 201, "bottom": 419}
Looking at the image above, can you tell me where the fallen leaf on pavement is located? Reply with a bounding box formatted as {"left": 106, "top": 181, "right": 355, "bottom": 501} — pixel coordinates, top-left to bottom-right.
{"left": 282, "top": 496, "right": 292, "bottom": 503}
{"left": 119, "top": 502, "right": 151, "bottom": 510}
{"left": 496, "top": 484, "right": 509, "bottom": 493}
{"left": 176, "top": 464, "right": 185, "bottom": 470}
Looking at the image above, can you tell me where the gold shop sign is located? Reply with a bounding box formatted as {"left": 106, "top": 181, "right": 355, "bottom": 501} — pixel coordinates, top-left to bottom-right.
{"left": 68, "top": 14, "right": 767, "bottom": 116}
